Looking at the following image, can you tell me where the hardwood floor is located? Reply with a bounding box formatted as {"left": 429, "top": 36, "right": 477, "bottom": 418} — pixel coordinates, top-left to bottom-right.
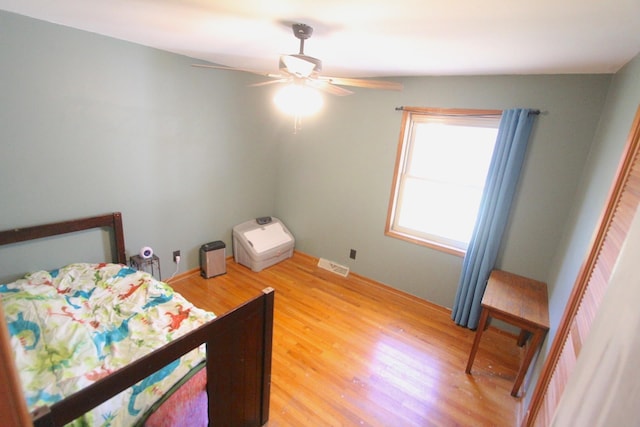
{"left": 169, "top": 252, "right": 523, "bottom": 426}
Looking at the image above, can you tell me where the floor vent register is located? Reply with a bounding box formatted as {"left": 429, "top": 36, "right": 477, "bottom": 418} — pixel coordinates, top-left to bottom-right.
{"left": 317, "top": 258, "right": 350, "bottom": 277}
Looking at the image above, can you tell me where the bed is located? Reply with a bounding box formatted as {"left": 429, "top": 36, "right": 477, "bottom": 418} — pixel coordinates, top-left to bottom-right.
{"left": 0, "top": 212, "right": 274, "bottom": 427}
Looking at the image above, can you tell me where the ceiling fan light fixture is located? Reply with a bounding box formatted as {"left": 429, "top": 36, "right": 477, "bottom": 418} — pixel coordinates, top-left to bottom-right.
{"left": 280, "top": 55, "right": 320, "bottom": 78}
{"left": 273, "top": 84, "right": 324, "bottom": 117}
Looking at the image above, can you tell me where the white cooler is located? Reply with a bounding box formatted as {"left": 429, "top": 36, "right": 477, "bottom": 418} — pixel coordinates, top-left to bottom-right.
{"left": 232, "top": 218, "right": 295, "bottom": 272}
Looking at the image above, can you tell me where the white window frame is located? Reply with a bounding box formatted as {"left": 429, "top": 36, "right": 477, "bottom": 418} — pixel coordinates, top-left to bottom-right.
{"left": 385, "top": 107, "right": 502, "bottom": 256}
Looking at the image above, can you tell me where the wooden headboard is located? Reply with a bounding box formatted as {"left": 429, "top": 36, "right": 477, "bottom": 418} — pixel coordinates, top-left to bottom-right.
{"left": 0, "top": 212, "right": 126, "bottom": 265}
{"left": 0, "top": 213, "right": 126, "bottom": 426}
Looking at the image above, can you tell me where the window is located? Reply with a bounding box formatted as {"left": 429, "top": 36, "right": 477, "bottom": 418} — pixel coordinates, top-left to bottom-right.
{"left": 386, "top": 108, "right": 502, "bottom": 256}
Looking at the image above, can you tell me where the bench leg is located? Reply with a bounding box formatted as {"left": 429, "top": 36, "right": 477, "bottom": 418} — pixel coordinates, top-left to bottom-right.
{"left": 511, "top": 328, "right": 544, "bottom": 396}
{"left": 466, "top": 308, "right": 490, "bottom": 374}
{"left": 517, "top": 329, "right": 530, "bottom": 347}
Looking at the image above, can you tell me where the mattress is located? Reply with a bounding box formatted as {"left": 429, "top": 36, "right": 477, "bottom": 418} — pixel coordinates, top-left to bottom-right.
{"left": 0, "top": 263, "right": 215, "bottom": 426}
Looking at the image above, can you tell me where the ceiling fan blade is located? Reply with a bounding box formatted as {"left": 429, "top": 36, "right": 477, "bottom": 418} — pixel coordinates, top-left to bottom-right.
{"left": 318, "top": 76, "right": 403, "bottom": 91}
{"left": 191, "top": 63, "right": 269, "bottom": 77}
{"left": 306, "top": 79, "right": 354, "bottom": 96}
{"left": 266, "top": 73, "right": 287, "bottom": 79}
{"left": 249, "top": 79, "right": 290, "bottom": 87}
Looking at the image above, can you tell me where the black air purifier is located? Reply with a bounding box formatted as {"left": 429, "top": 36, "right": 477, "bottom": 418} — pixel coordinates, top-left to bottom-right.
{"left": 200, "top": 241, "right": 226, "bottom": 278}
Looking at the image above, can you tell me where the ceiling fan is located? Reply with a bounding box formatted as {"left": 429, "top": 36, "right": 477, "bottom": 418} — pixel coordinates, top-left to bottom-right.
{"left": 192, "top": 23, "right": 403, "bottom": 96}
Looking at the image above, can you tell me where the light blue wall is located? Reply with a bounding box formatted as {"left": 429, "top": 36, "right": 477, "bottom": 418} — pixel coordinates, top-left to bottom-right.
{"left": 546, "top": 54, "right": 640, "bottom": 332}
{"left": 524, "top": 52, "right": 640, "bottom": 403}
{"left": 1, "top": 9, "right": 614, "bottom": 310}
{"left": 0, "top": 11, "right": 281, "bottom": 280}
{"left": 274, "top": 74, "right": 611, "bottom": 307}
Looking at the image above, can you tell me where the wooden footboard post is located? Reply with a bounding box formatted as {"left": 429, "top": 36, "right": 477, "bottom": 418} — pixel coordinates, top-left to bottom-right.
{"left": 260, "top": 287, "right": 275, "bottom": 426}
{"left": 0, "top": 304, "right": 32, "bottom": 427}
{"left": 206, "top": 287, "right": 275, "bottom": 427}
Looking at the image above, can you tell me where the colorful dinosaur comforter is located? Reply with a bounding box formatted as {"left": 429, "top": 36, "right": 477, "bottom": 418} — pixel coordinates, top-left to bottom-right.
{"left": 0, "top": 263, "right": 216, "bottom": 426}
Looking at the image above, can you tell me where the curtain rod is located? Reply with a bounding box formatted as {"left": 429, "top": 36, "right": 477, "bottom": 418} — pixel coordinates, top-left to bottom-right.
{"left": 394, "top": 107, "right": 541, "bottom": 115}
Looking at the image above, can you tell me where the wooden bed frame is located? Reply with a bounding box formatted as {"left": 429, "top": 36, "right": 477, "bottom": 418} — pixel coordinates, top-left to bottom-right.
{"left": 0, "top": 212, "right": 274, "bottom": 427}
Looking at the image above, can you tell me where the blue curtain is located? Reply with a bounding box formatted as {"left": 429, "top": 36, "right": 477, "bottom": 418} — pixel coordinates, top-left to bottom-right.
{"left": 452, "top": 108, "right": 537, "bottom": 329}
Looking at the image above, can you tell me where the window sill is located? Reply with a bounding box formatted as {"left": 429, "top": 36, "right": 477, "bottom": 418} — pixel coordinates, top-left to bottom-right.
{"left": 384, "top": 229, "right": 466, "bottom": 257}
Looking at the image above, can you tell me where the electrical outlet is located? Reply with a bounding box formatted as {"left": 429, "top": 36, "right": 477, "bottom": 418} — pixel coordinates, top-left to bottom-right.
{"left": 349, "top": 249, "right": 357, "bottom": 260}
{"left": 173, "top": 250, "right": 181, "bottom": 263}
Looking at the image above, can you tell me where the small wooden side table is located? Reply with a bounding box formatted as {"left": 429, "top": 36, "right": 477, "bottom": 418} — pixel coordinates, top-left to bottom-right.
{"left": 465, "top": 269, "right": 549, "bottom": 397}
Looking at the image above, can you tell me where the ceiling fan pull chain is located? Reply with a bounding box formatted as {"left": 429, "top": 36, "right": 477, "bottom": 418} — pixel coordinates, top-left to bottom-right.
{"left": 293, "top": 115, "right": 302, "bottom": 134}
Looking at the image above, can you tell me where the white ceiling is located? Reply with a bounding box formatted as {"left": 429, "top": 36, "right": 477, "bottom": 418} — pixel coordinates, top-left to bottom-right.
{"left": 1, "top": 0, "right": 639, "bottom": 78}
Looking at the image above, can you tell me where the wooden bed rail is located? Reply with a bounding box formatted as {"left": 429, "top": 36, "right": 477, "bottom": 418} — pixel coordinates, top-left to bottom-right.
{"left": 32, "top": 287, "right": 275, "bottom": 427}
